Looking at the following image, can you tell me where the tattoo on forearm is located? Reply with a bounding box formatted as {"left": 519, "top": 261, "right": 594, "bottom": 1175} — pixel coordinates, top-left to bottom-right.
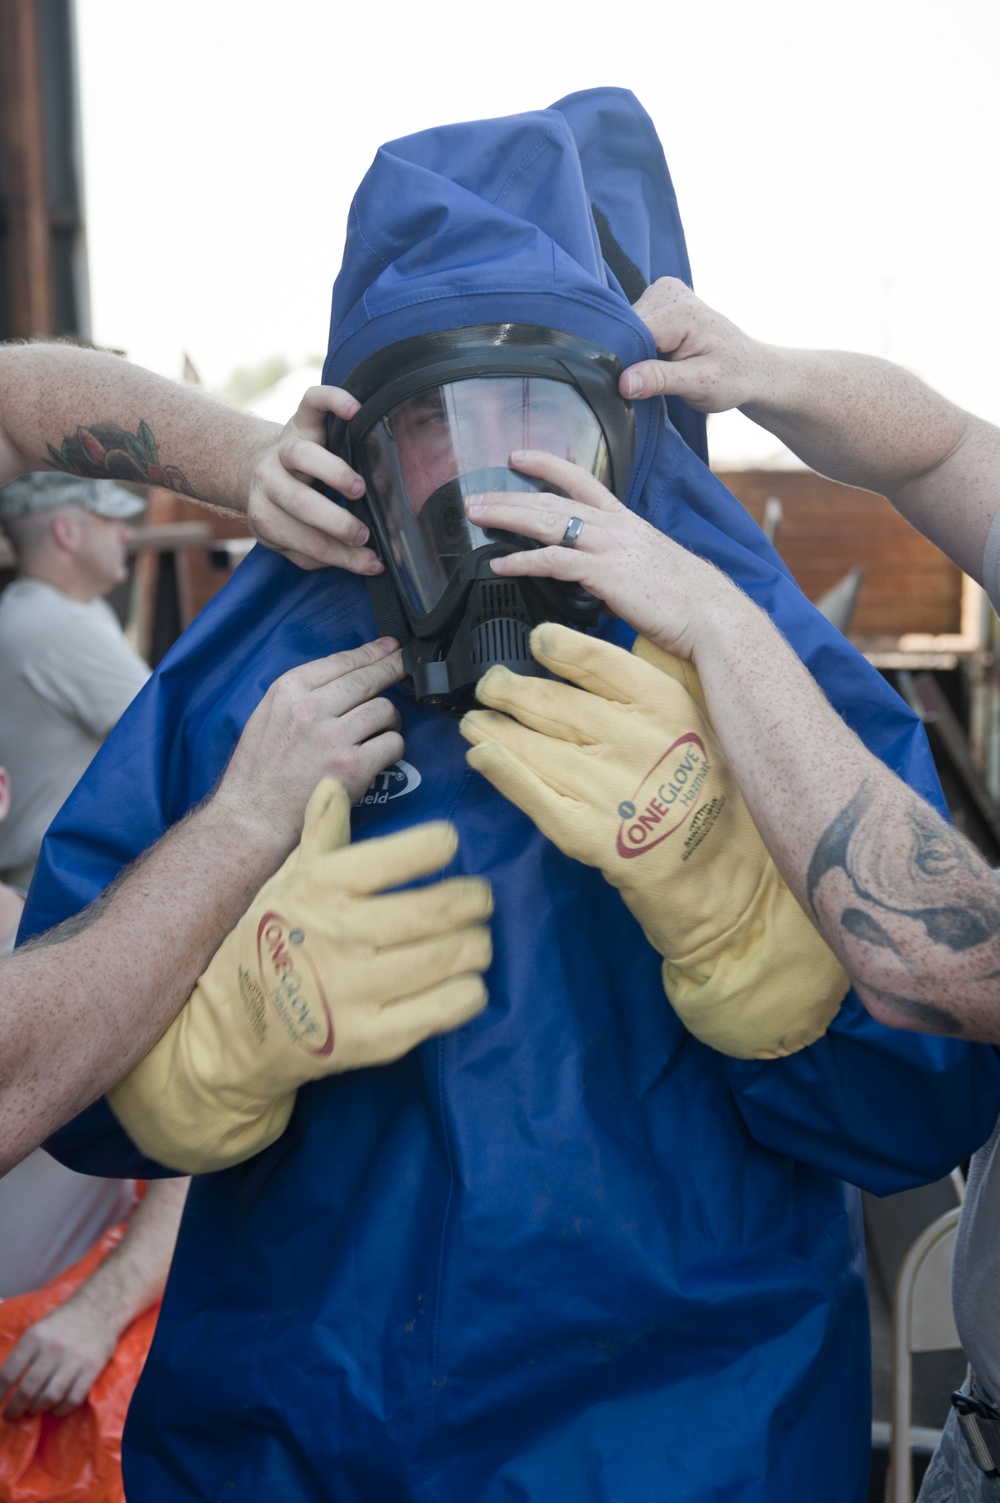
{"left": 858, "top": 983, "right": 965, "bottom": 1035}
{"left": 808, "top": 783, "right": 1000, "bottom": 947}
{"left": 807, "top": 780, "right": 1000, "bottom": 1029}
{"left": 46, "top": 421, "right": 191, "bottom": 492}
{"left": 840, "top": 907, "right": 903, "bottom": 954}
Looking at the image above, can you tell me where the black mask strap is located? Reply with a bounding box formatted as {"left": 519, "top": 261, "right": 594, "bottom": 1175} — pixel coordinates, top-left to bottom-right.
{"left": 366, "top": 569, "right": 412, "bottom": 647}
{"left": 590, "top": 203, "right": 709, "bottom": 466}
{"left": 591, "top": 204, "right": 648, "bottom": 304}
{"left": 353, "top": 494, "right": 413, "bottom": 646}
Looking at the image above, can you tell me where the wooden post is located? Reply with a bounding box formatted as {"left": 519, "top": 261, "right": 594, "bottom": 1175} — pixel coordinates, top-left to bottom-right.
{"left": 0, "top": 0, "right": 55, "bottom": 337}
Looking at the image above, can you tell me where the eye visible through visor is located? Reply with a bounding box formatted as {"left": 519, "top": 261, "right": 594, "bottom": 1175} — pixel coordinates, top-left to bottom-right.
{"left": 360, "top": 377, "right": 610, "bottom": 616}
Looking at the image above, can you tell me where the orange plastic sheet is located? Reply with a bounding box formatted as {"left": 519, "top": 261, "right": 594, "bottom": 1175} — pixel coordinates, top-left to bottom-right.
{"left": 0, "top": 1224, "right": 159, "bottom": 1503}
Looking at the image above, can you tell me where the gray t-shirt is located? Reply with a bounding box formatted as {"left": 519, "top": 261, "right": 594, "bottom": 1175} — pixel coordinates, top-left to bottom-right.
{"left": 951, "top": 518, "right": 1000, "bottom": 1403}
{"left": 0, "top": 1147, "right": 138, "bottom": 1297}
{"left": 0, "top": 578, "right": 150, "bottom": 887}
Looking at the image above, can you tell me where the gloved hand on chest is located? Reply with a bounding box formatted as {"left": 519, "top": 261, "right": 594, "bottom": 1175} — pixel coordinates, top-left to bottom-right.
{"left": 108, "top": 778, "right": 493, "bottom": 1172}
{"left": 461, "top": 623, "right": 846, "bottom": 1060}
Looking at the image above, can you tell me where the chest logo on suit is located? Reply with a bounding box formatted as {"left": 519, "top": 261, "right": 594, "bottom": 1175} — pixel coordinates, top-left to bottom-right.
{"left": 353, "top": 759, "right": 423, "bottom": 808}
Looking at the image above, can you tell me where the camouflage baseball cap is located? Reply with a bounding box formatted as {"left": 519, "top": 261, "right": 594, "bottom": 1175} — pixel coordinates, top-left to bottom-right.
{"left": 0, "top": 472, "right": 145, "bottom": 526}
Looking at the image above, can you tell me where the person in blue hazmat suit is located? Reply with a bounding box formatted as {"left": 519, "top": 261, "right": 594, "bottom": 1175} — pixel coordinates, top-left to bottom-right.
{"left": 21, "top": 88, "right": 1000, "bottom": 1503}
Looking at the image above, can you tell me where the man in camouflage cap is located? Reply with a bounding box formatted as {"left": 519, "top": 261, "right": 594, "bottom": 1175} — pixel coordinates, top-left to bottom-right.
{"left": 0, "top": 472, "right": 149, "bottom": 889}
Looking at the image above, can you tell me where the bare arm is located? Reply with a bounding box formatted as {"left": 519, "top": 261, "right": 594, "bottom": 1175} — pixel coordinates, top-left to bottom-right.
{"left": 0, "top": 1177, "right": 189, "bottom": 1419}
{"left": 0, "top": 343, "right": 383, "bottom": 574}
{"left": 0, "top": 638, "right": 405, "bottom": 1170}
{"left": 467, "top": 452, "right": 1000, "bottom": 1042}
{"left": 689, "top": 590, "right": 1000, "bottom": 1041}
{"left": 619, "top": 278, "right": 1000, "bottom": 581}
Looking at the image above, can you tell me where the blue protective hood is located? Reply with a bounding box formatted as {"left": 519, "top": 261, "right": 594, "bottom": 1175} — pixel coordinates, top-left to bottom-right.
{"left": 324, "top": 87, "right": 707, "bottom": 471}
{"left": 25, "top": 89, "right": 1000, "bottom": 1503}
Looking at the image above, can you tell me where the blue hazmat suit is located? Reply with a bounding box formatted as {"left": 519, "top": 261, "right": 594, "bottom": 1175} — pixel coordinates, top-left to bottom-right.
{"left": 25, "top": 88, "right": 1000, "bottom": 1502}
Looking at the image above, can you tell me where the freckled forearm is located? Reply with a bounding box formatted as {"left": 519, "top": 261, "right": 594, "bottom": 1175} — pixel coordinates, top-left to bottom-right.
{"left": 0, "top": 343, "right": 278, "bottom": 509}
{"left": 68, "top": 1178, "right": 189, "bottom": 1332}
{"left": 681, "top": 591, "right": 1000, "bottom": 1033}
{"left": 0, "top": 800, "right": 289, "bottom": 1172}
{"left": 739, "top": 348, "right": 970, "bottom": 494}
{"left": 736, "top": 347, "right": 1000, "bottom": 580}
{"left": 686, "top": 589, "right": 872, "bottom": 893}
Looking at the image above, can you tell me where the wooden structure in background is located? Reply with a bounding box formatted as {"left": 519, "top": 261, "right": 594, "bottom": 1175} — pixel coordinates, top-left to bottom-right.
{"left": 718, "top": 469, "right": 964, "bottom": 642}
{"left": 142, "top": 488, "right": 252, "bottom": 623}
{"left": 719, "top": 465, "right": 1000, "bottom": 854}
{"left": 125, "top": 520, "right": 211, "bottom": 666}
{"left": 0, "top": 0, "right": 53, "bottom": 334}
{"left": 0, "top": 0, "right": 88, "bottom": 341}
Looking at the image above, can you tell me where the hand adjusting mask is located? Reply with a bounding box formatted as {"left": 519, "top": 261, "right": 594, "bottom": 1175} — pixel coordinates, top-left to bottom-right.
{"left": 328, "top": 324, "right": 635, "bottom": 711}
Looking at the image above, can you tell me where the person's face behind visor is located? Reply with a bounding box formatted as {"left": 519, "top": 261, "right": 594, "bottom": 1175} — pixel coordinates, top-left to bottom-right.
{"left": 386, "top": 377, "right": 607, "bottom": 513}
{"left": 362, "top": 376, "right": 611, "bottom": 615}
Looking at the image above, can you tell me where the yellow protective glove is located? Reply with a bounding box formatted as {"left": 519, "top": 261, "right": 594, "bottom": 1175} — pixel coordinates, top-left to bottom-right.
{"left": 461, "top": 624, "right": 847, "bottom": 1060}
{"left": 108, "top": 778, "right": 493, "bottom": 1172}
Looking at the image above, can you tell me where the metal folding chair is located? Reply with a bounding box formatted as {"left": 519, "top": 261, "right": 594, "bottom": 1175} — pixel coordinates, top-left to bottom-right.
{"left": 888, "top": 1206, "right": 963, "bottom": 1503}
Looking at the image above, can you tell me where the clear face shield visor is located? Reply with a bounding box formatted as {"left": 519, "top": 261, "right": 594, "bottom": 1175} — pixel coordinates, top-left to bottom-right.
{"left": 359, "top": 376, "right": 611, "bottom": 616}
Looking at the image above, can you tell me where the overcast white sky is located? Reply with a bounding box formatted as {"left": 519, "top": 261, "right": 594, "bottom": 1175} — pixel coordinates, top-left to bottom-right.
{"left": 75, "top": 0, "right": 1000, "bottom": 463}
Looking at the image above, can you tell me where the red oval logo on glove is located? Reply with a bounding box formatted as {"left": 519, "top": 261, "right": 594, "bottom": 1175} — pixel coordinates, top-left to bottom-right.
{"left": 257, "top": 911, "right": 335, "bottom": 1057}
{"left": 615, "top": 732, "right": 710, "bottom": 859}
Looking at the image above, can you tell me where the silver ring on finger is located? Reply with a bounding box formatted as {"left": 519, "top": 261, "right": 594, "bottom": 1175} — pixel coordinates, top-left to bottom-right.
{"left": 560, "top": 516, "right": 584, "bottom": 549}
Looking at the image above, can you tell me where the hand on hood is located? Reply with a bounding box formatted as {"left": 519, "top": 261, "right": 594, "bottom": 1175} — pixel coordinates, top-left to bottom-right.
{"left": 245, "top": 384, "right": 386, "bottom": 574}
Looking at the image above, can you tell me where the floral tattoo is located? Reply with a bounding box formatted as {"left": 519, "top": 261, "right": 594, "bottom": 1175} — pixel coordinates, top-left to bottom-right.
{"left": 47, "top": 421, "right": 191, "bottom": 491}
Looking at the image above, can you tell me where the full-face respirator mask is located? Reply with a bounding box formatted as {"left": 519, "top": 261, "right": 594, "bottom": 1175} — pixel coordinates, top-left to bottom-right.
{"left": 328, "top": 324, "right": 635, "bottom": 711}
